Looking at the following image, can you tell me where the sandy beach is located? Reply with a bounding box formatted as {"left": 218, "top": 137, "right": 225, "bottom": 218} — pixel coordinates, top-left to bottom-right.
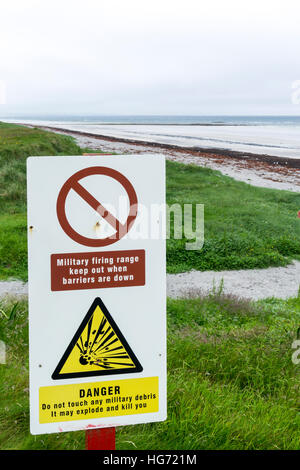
{"left": 0, "top": 121, "right": 298, "bottom": 302}
{"left": 2, "top": 260, "right": 300, "bottom": 301}
{"left": 23, "top": 123, "right": 300, "bottom": 192}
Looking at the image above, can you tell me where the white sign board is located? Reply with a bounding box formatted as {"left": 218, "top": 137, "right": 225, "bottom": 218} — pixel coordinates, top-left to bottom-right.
{"left": 27, "top": 154, "right": 166, "bottom": 435}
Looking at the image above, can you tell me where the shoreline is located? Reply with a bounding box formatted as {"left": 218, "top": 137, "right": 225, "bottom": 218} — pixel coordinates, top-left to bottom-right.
{"left": 18, "top": 123, "right": 300, "bottom": 192}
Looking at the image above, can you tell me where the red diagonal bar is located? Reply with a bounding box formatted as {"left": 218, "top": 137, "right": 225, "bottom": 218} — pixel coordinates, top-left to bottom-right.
{"left": 72, "top": 180, "right": 122, "bottom": 232}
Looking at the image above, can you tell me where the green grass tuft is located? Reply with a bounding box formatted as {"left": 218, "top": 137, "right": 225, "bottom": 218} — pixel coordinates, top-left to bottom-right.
{"left": 0, "top": 294, "right": 299, "bottom": 450}
{"left": 1, "top": 124, "right": 300, "bottom": 279}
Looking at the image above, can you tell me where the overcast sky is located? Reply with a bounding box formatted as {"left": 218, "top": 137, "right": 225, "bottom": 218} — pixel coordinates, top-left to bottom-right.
{"left": 0, "top": 0, "right": 300, "bottom": 116}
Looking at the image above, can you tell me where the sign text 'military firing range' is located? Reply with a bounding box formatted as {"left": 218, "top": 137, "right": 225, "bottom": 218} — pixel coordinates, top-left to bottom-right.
{"left": 27, "top": 154, "right": 166, "bottom": 435}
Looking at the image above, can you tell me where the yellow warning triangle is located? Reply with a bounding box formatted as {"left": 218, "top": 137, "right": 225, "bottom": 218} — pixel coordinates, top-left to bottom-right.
{"left": 52, "top": 298, "right": 142, "bottom": 379}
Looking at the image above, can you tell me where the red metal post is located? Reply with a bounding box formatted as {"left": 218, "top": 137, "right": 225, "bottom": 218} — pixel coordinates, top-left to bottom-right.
{"left": 85, "top": 427, "right": 116, "bottom": 450}
{"left": 83, "top": 153, "right": 115, "bottom": 450}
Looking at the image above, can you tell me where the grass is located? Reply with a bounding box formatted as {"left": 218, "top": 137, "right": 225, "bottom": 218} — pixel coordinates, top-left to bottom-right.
{"left": 0, "top": 122, "right": 81, "bottom": 214}
{"left": 1, "top": 122, "right": 300, "bottom": 279}
{"left": 0, "top": 292, "right": 299, "bottom": 450}
{"left": 166, "top": 161, "right": 300, "bottom": 273}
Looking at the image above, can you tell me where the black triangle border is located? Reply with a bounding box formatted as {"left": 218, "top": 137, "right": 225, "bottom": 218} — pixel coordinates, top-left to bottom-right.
{"left": 52, "top": 297, "right": 143, "bottom": 380}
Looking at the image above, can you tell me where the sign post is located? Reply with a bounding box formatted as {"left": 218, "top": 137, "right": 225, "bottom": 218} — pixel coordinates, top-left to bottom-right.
{"left": 82, "top": 154, "right": 116, "bottom": 451}
{"left": 85, "top": 427, "right": 116, "bottom": 450}
{"left": 27, "top": 154, "right": 166, "bottom": 444}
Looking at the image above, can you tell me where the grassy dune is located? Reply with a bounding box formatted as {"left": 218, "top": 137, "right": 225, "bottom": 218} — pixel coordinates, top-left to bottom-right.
{"left": 0, "top": 294, "right": 299, "bottom": 450}
{"left": 166, "top": 161, "right": 300, "bottom": 272}
{"left": 0, "top": 122, "right": 81, "bottom": 214}
{"left": 0, "top": 122, "right": 299, "bottom": 450}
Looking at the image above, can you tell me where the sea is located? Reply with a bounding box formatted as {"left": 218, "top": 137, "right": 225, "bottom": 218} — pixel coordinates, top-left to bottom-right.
{"left": 2, "top": 115, "right": 300, "bottom": 159}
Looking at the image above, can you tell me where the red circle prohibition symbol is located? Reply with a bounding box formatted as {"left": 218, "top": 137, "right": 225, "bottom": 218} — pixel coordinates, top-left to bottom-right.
{"left": 56, "top": 166, "right": 138, "bottom": 247}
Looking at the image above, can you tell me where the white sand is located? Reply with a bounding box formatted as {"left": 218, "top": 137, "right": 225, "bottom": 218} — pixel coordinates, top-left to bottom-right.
{"left": 10, "top": 120, "right": 300, "bottom": 159}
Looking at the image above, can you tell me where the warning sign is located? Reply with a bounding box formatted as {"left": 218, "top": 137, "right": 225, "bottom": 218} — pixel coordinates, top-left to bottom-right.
{"left": 39, "top": 377, "right": 159, "bottom": 424}
{"left": 52, "top": 298, "right": 143, "bottom": 379}
{"left": 27, "top": 154, "right": 166, "bottom": 435}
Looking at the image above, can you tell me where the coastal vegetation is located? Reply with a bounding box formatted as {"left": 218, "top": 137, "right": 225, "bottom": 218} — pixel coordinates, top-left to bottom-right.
{"left": 0, "top": 293, "right": 299, "bottom": 449}
{"left": 0, "top": 122, "right": 300, "bottom": 280}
